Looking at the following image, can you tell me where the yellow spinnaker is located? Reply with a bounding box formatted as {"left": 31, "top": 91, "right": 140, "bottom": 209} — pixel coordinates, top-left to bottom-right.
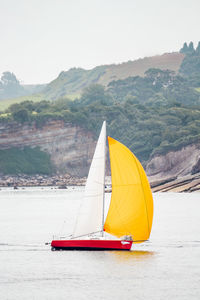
{"left": 104, "top": 137, "right": 153, "bottom": 242}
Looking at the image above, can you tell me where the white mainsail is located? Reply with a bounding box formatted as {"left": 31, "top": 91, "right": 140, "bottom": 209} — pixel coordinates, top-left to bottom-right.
{"left": 73, "top": 121, "right": 106, "bottom": 238}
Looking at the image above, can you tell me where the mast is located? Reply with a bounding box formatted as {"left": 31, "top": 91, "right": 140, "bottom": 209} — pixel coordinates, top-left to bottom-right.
{"left": 101, "top": 121, "right": 106, "bottom": 237}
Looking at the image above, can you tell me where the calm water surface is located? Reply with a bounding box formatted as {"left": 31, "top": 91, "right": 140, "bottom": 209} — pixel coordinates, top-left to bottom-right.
{"left": 0, "top": 187, "right": 200, "bottom": 300}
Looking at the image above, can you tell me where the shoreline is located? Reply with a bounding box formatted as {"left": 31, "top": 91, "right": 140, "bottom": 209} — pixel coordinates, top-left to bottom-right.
{"left": 149, "top": 172, "right": 200, "bottom": 193}
{"left": 0, "top": 174, "right": 87, "bottom": 188}
{"left": 0, "top": 172, "right": 200, "bottom": 192}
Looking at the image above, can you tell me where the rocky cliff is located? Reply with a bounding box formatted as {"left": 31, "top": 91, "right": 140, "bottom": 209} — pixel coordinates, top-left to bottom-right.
{"left": 144, "top": 144, "right": 200, "bottom": 192}
{"left": 146, "top": 143, "right": 200, "bottom": 180}
{"left": 0, "top": 120, "right": 95, "bottom": 177}
{"left": 1, "top": 120, "right": 200, "bottom": 188}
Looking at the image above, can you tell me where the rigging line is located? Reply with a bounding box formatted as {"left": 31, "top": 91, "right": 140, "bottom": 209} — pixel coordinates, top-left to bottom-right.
{"left": 72, "top": 230, "right": 103, "bottom": 240}
{"left": 58, "top": 220, "right": 67, "bottom": 237}
{"left": 73, "top": 188, "right": 86, "bottom": 236}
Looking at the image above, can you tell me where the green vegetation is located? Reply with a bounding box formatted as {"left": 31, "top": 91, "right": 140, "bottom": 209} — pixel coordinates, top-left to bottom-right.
{"left": 0, "top": 47, "right": 184, "bottom": 105}
{"left": 43, "top": 66, "right": 107, "bottom": 99}
{"left": 179, "top": 41, "right": 200, "bottom": 87}
{"left": 69, "top": 97, "right": 200, "bottom": 161}
{"left": 0, "top": 147, "right": 53, "bottom": 175}
{"left": 0, "top": 41, "right": 200, "bottom": 174}
{"left": 0, "top": 94, "right": 43, "bottom": 111}
{"left": 40, "top": 53, "right": 184, "bottom": 100}
{"left": 0, "top": 72, "right": 25, "bottom": 100}
{"left": 107, "top": 68, "right": 200, "bottom": 106}
{"left": 1, "top": 76, "right": 200, "bottom": 164}
{"left": 66, "top": 93, "right": 81, "bottom": 100}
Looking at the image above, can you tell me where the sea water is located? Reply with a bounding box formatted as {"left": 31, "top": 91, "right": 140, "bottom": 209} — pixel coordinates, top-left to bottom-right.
{"left": 0, "top": 187, "right": 200, "bottom": 300}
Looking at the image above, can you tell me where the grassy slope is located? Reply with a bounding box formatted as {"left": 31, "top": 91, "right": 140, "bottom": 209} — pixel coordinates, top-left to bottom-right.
{"left": 0, "top": 94, "right": 43, "bottom": 111}
{"left": 0, "top": 52, "right": 185, "bottom": 109}
{"left": 42, "top": 52, "right": 185, "bottom": 99}
{"left": 99, "top": 52, "right": 185, "bottom": 85}
{"left": 43, "top": 66, "right": 107, "bottom": 100}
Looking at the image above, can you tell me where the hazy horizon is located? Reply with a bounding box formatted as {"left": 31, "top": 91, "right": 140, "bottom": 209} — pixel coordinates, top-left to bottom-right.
{"left": 1, "top": 0, "right": 200, "bottom": 84}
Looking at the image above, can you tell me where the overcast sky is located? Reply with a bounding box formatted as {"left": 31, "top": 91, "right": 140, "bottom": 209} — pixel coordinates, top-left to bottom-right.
{"left": 0, "top": 0, "right": 200, "bottom": 84}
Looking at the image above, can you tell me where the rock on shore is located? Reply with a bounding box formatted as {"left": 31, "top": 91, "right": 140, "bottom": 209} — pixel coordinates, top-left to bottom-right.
{"left": 0, "top": 173, "right": 199, "bottom": 192}
{"left": 149, "top": 173, "right": 200, "bottom": 192}
{"left": 0, "top": 173, "right": 86, "bottom": 187}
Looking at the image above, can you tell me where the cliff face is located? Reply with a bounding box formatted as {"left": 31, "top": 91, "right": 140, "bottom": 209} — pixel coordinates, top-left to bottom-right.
{"left": 0, "top": 121, "right": 95, "bottom": 176}
{"left": 146, "top": 144, "right": 200, "bottom": 180}
{"left": 1, "top": 120, "right": 199, "bottom": 180}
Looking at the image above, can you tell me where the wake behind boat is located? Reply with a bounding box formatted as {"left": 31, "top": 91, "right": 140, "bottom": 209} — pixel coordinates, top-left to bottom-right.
{"left": 51, "top": 121, "right": 153, "bottom": 251}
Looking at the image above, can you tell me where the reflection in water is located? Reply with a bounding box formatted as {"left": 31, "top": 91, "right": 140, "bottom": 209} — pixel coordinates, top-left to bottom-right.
{"left": 110, "top": 250, "right": 155, "bottom": 262}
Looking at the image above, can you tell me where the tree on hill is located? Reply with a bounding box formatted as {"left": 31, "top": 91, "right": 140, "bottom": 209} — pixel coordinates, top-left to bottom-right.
{"left": 188, "top": 41, "right": 195, "bottom": 54}
{"left": 180, "top": 42, "right": 189, "bottom": 54}
{"left": 12, "top": 108, "right": 29, "bottom": 123}
{"left": 145, "top": 68, "right": 175, "bottom": 88}
{"left": 80, "top": 84, "right": 113, "bottom": 105}
{"left": 179, "top": 41, "right": 200, "bottom": 87}
{"left": 0, "top": 71, "right": 25, "bottom": 100}
{"left": 196, "top": 41, "right": 200, "bottom": 54}
{"left": 1, "top": 72, "right": 19, "bottom": 86}
{"left": 108, "top": 69, "right": 199, "bottom": 106}
{"left": 180, "top": 41, "right": 195, "bottom": 55}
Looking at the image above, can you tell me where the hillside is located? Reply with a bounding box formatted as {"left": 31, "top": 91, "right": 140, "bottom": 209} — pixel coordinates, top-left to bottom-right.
{"left": 0, "top": 51, "right": 185, "bottom": 105}
{"left": 0, "top": 42, "right": 200, "bottom": 179}
{"left": 0, "top": 99, "right": 200, "bottom": 178}
{"left": 42, "top": 52, "right": 185, "bottom": 99}
{"left": 0, "top": 72, "right": 45, "bottom": 104}
{"left": 42, "top": 66, "right": 106, "bottom": 100}
{"left": 98, "top": 52, "right": 184, "bottom": 85}
{"left": 23, "top": 84, "right": 46, "bottom": 94}
{"left": 1, "top": 70, "right": 200, "bottom": 176}
{"left": 0, "top": 94, "right": 43, "bottom": 111}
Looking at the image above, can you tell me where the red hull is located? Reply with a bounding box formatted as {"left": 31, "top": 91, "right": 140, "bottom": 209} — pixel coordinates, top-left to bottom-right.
{"left": 51, "top": 239, "right": 132, "bottom": 251}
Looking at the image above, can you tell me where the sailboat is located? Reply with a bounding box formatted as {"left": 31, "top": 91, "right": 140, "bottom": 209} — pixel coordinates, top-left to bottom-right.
{"left": 51, "top": 121, "right": 153, "bottom": 251}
